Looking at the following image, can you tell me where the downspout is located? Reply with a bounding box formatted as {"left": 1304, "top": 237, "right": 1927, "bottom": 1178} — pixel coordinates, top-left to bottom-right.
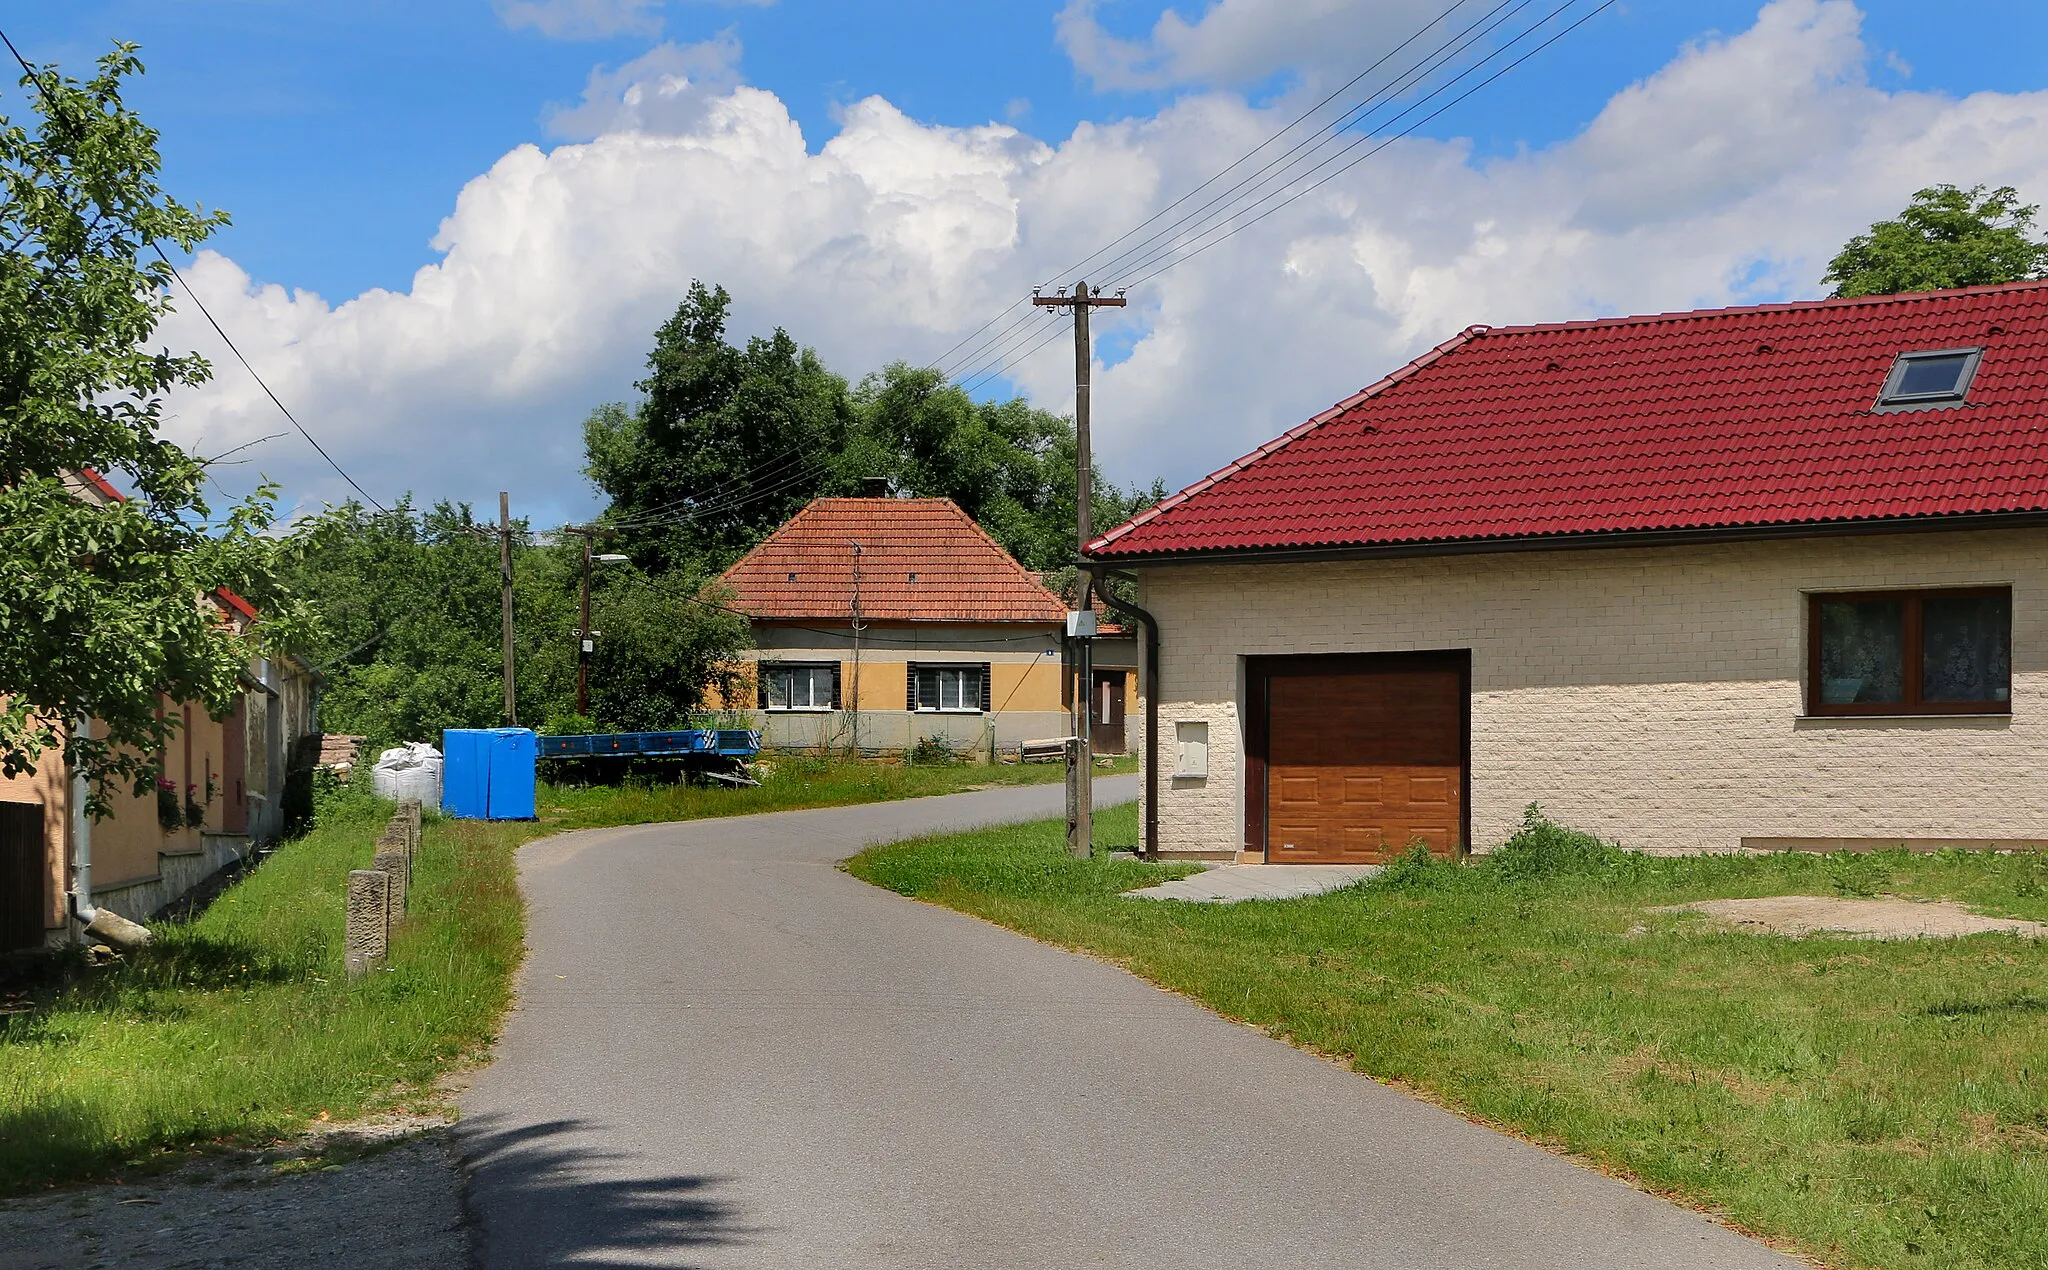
{"left": 68, "top": 714, "right": 96, "bottom": 927}
{"left": 1093, "top": 573, "right": 1161, "bottom": 862}
{"left": 68, "top": 716, "right": 149, "bottom": 949}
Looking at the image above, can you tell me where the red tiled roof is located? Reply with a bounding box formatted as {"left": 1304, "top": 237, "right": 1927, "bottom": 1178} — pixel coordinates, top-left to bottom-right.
{"left": 1091, "top": 281, "right": 2048, "bottom": 560}
{"left": 720, "top": 498, "right": 1066, "bottom": 623}
{"left": 77, "top": 468, "right": 125, "bottom": 502}
{"left": 214, "top": 588, "right": 258, "bottom": 620}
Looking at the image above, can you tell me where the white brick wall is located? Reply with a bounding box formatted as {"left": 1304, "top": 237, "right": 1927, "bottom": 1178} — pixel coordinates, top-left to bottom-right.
{"left": 1139, "top": 528, "right": 2048, "bottom": 855}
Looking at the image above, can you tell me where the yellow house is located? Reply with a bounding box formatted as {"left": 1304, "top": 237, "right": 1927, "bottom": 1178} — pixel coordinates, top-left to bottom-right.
{"left": 714, "top": 497, "right": 1135, "bottom": 761}
{"left": 0, "top": 473, "right": 319, "bottom": 949}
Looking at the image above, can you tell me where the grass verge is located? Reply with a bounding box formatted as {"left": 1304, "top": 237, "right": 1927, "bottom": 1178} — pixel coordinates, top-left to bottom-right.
{"left": 0, "top": 753, "right": 1120, "bottom": 1192}
{"left": 846, "top": 804, "right": 2048, "bottom": 1270}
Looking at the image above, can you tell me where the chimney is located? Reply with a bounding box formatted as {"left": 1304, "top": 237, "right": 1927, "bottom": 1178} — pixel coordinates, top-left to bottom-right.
{"left": 860, "top": 477, "right": 891, "bottom": 499}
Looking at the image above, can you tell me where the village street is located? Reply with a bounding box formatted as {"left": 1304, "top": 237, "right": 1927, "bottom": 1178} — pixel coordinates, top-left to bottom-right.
{"left": 458, "top": 779, "right": 1799, "bottom": 1269}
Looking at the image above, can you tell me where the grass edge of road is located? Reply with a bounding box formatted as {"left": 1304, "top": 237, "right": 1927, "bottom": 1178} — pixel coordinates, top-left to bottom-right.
{"left": 0, "top": 754, "right": 1126, "bottom": 1194}
{"left": 845, "top": 804, "right": 2048, "bottom": 1270}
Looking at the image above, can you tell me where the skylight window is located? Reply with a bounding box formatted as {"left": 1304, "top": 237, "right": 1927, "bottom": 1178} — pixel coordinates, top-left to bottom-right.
{"left": 1875, "top": 347, "right": 1982, "bottom": 411}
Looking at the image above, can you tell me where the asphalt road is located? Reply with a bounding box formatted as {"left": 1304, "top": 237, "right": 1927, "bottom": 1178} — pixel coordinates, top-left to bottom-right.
{"left": 459, "top": 777, "right": 1801, "bottom": 1269}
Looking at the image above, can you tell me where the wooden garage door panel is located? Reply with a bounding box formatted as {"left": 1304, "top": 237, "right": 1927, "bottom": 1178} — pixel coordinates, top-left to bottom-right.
{"left": 1275, "top": 775, "right": 1321, "bottom": 807}
{"left": 1341, "top": 775, "right": 1383, "bottom": 804}
{"left": 1407, "top": 774, "right": 1452, "bottom": 805}
{"left": 1268, "top": 670, "right": 1462, "bottom": 766}
{"left": 1262, "top": 661, "right": 1464, "bottom": 864}
{"left": 1269, "top": 821, "right": 1324, "bottom": 857}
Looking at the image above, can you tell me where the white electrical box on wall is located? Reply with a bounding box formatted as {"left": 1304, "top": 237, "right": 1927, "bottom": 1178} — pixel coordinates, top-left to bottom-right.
{"left": 1065, "top": 610, "right": 1098, "bottom": 638}
{"left": 1174, "top": 720, "right": 1209, "bottom": 778}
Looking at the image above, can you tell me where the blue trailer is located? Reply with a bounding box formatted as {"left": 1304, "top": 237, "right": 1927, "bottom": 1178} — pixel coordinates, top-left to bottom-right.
{"left": 537, "top": 728, "right": 761, "bottom": 783}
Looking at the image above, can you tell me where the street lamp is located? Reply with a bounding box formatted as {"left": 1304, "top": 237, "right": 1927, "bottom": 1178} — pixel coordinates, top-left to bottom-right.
{"left": 564, "top": 525, "right": 629, "bottom": 718}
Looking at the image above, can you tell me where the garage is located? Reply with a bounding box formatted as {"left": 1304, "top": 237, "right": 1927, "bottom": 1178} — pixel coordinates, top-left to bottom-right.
{"left": 1246, "top": 653, "right": 1468, "bottom": 863}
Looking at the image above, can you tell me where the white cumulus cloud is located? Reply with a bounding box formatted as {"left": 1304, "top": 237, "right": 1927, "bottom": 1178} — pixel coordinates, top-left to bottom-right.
{"left": 158, "top": 0, "right": 2048, "bottom": 529}
{"left": 1057, "top": 0, "right": 1475, "bottom": 91}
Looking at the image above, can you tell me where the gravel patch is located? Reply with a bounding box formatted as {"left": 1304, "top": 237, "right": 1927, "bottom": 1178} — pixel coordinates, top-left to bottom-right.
{"left": 1651, "top": 895, "right": 2048, "bottom": 940}
{"left": 0, "top": 1117, "right": 467, "bottom": 1270}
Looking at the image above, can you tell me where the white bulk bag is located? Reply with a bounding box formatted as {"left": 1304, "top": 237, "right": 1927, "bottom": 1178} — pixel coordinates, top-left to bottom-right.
{"left": 370, "top": 742, "right": 444, "bottom": 806}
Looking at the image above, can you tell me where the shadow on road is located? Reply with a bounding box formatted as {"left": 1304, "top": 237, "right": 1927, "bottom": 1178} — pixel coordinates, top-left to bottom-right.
{"left": 459, "top": 1115, "right": 751, "bottom": 1267}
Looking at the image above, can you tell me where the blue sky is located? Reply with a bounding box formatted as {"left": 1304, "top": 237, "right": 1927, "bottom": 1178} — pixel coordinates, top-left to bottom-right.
{"left": 16, "top": 2, "right": 2045, "bottom": 304}
{"left": 10, "top": 1, "right": 2048, "bottom": 523}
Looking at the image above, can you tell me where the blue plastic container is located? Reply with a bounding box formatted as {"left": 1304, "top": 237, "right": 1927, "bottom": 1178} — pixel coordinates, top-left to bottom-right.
{"left": 441, "top": 727, "right": 537, "bottom": 820}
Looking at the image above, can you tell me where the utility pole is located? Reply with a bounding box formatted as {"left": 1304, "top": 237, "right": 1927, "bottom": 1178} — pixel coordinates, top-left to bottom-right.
{"left": 1034, "top": 280, "right": 1125, "bottom": 859}
{"left": 561, "top": 526, "right": 615, "bottom": 719}
{"left": 847, "top": 540, "right": 865, "bottom": 759}
{"left": 499, "top": 492, "right": 517, "bottom": 727}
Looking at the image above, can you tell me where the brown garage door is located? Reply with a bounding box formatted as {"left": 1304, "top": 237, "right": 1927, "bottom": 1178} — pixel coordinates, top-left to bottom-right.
{"left": 1251, "top": 653, "right": 1467, "bottom": 863}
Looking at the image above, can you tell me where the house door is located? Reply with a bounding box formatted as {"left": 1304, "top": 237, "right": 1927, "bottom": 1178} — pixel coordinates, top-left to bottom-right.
{"left": 222, "top": 697, "right": 249, "bottom": 834}
{"left": 0, "top": 801, "right": 46, "bottom": 952}
{"left": 1249, "top": 652, "right": 1468, "bottom": 863}
{"left": 1091, "top": 671, "right": 1128, "bottom": 755}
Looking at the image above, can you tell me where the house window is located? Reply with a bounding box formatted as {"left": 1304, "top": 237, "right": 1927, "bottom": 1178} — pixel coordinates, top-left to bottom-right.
{"left": 909, "top": 662, "right": 989, "bottom": 713}
{"left": 761, "top": 662, "right": 837, "bottom": 712}
{"left": 1874, "top": 348, "right": 1981, "bottom": 411}
{"left": 1808, "top": 588, "right": 2010, "bottom": 716}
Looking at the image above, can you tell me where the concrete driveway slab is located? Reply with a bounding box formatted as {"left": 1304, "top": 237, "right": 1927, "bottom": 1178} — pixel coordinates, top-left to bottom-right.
{"left": 459, "top": 778, "right": 1802, "bottom": 1268}
{"left": 1125, "top": 862, "right": 1383, "bottom": 903}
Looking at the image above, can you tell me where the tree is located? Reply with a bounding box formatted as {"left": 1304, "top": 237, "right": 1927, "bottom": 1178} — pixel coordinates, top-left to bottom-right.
{"left": 1823, "top": 184, "right": 2048, "bottom": 298}
{"left": 584, "top": 282, "right": 856, "bottom": 574}
{"left": 0, "top": 44, "right": 307, "bottom": 814}
{"left": 848, "top": 362, "right": 1162, "bottom": 572}
{"left": 287, "top": 500, "right": 748, "bottom": 741}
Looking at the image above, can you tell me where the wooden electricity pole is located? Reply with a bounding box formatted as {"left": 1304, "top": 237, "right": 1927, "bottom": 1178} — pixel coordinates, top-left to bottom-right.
{"left": 498, "top": 492, "right": 517, "bottom": 727}
{"left": 561, "top": 525, "right": 608, "bottom": 718}
{"left": 1033, "top": 280, "right": 1125, "bottom": 859}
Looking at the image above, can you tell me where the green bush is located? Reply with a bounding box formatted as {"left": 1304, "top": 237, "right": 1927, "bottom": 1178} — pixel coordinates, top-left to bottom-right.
{"left": 906, "top": 733, "right": 962, "bottom": 766}
{"left": 1487, "top": 803, "right": 1631, "bottom": 882}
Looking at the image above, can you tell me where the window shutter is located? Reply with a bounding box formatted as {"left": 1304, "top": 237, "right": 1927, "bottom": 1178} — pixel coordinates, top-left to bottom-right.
{"left": 830, "top": 662, "right": 842, "bottom": 710}
{"left": 756, "top": 664, "right": 770, "bottom": 710}
{"left": 979, "top": 663, "right": 992, "bottom": 712}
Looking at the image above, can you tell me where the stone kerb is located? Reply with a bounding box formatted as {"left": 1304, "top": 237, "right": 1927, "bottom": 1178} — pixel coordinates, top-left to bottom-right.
{"left": 345, "top": 869, "right": 390, "bottom": 980}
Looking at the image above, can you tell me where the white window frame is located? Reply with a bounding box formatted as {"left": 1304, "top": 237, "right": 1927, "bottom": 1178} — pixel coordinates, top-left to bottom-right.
{"left": 763, "top": 662, "right": 835, "bottom": 712}
{"left": 920, "top": 665, "right": 984, "bottom": 714}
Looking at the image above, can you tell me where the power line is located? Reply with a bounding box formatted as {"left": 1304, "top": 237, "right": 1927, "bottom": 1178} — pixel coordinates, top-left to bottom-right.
{"left": 0, "top": 27, "right": 390, "bottom": 514}
{"left": 926, "top": 0, "right": 1494, "bottom": 387}
{"left": 152, "top": 244, "right": 389, "bottom": 513}
{"left": 949, "top": 310, "right": 1065, "bottom": 390}
{"left": 1089, "top": 0, "right": 1534, "bottom": 288}
{"left": 959, "top": 320, "right": 1069, "bottom": 397}
{"left": 1113, "top": 0, "right": 1617, "bottom": 293}
{"left": 934, "top": 0, "right": 1614, "bottom": 397}
{"left": 1048, "top": 0, "right": 1495, "bottom": 289}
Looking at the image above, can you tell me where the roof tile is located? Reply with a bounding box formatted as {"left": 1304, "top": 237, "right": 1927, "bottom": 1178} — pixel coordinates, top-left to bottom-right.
{"left": 1092, "top": 282, "right": 2048, "bottom": 558}
{"left": 721, "top": 498, "right": 1066, "bottom": 624}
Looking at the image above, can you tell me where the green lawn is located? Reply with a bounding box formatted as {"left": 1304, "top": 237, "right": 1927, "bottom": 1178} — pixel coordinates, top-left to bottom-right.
{"left": 847, "top": 805, "right": 2048, "bottom": 1270}
{"left": 0, "top": 754, "right": 1113, "bottom": 1192}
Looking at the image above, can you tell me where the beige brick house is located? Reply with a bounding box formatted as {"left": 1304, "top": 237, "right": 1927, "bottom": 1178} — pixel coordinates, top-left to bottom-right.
{"left": 1087, "top": 282, "right": 2048, "bottom": 860}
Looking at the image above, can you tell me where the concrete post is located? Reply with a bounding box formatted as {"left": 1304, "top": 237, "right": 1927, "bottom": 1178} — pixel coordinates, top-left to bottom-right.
{"left": 373, "top": 834, "right": 410, "bottom": 917}
{"left": 398, "top": 799, "right": 422, "bottom": 859}
{"left": 345, "top": 869, "right": 390, "bottom": 980}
